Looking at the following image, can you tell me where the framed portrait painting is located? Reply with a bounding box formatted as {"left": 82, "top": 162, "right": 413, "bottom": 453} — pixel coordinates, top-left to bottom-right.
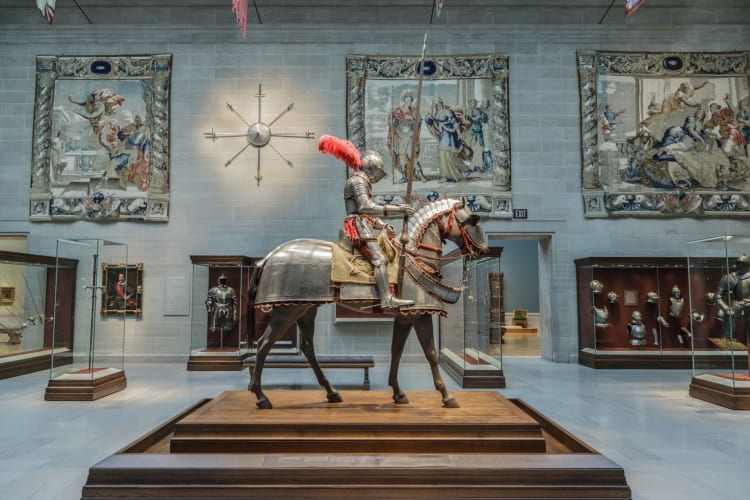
{"left": 577, "top": 50, "right": 750, "bottom": 218}
{"left": 101, "top": 263, "right": 143, "bottom": 316}
{"left": 346, "top": 54, "right": 512, "bottom": 217}
{"left": 29, "top": 54, "right": 172, "bottom": 222}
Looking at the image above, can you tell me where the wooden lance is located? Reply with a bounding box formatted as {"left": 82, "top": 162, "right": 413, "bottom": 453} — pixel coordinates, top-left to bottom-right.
{"left": 396, "top": 34, "right": 428, "bottom": 299}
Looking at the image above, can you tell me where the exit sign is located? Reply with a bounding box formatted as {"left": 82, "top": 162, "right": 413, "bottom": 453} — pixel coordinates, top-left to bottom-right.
{"left": 513, "top": 208, "right": 528, "bottom": 219}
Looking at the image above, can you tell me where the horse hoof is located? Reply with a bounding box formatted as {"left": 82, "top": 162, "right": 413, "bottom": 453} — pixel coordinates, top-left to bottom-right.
{"left": 393, "top": 393, "right": 410, "bottom": 405}
{"left": 443, "top": 397, "right": 460, "bottom": 408}
{"left": 256, "top": 399, "right": 273, "bottom": 410}
{"left": 327, "top": 392, "right": 343, "bottom": 403}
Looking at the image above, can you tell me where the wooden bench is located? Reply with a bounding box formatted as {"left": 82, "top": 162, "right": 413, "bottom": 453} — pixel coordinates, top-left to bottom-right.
{"left": 243, "top": 354, "right": 374, "bottom": 390}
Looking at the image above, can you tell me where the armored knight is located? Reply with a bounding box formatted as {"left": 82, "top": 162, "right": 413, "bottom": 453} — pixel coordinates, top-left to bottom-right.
{"left": 668, "top": 285, "right": 684, "bottom": 318}
{"left": 205, "top": 274, "right": 237, "bottom": 333}
{"left": 714, "top": 253, "right": 750, "bottom": 340}
{"left": 319, "top": 135, "right": 416, "bottom": 311}
{"left": 627, "top": 311, "right": 647, "bottom": 346}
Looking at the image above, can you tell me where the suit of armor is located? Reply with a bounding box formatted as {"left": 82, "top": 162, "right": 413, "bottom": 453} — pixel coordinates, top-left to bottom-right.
{"left": 627, "top": 311, "right": 647, "bottom": 346}
{"left": 205, "top": 276, "right": 237, "bottom": 333}
{"left": 714, "top": 254, "right": 750, "bottom": 340}
{"left": 343, "top": 151, "right": 415, "bottom": 310}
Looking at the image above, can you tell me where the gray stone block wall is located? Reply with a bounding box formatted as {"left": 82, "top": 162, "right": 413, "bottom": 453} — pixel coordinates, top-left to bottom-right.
{"left": 0, "top": 17, "right": 749, "bottom": 363}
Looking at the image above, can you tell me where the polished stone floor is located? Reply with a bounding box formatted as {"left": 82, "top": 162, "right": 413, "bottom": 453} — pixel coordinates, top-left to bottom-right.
{"left": 0, "top": 357, "right": 746, "bottom": 500}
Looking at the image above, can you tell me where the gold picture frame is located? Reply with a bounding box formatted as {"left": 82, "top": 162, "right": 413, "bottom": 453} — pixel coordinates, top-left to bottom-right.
{"left": 101, "top": 263, "right": 144, "bottom": 316}
{"left": 0, "top": 287, "right": 15, "bottom": 304}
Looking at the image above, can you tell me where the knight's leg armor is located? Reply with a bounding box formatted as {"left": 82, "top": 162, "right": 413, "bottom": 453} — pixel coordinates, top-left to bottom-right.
{"left": 365, "top": 240, "right": 413, "bottom": 310}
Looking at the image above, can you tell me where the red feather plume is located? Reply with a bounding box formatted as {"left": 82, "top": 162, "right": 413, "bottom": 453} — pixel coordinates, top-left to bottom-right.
{"left": 317, "top": 134, "right": 362, "bottom": 169}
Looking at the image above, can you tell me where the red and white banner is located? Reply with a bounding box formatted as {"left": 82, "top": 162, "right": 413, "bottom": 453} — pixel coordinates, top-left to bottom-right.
{"left": 625, "top": 0, "right": 644, "bottom": 17}
{"left": 232, "top": 0, "right": 248, "bottom": 38}
{"left": 34, "top": 0, "right": 55, "bottom": 24}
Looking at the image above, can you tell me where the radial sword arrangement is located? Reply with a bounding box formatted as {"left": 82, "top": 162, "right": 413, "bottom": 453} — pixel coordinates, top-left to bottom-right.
{"left": 204, "top": 84, "right": 315, "bottom": 186}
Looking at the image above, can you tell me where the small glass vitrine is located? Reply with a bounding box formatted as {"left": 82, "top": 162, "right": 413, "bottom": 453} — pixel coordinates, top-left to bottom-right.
{"left": 188, "top": 256, "right": 258, "bottom": 370}
{"left": 0, "top": 250, "right": 76, "bottom": 379}
{"left": 438, "top": 248, "right": 504, "bottom": 388}
{"left": 46, "top": 239, "right": 128, "bottom": 401}
{"left": 686, "top": 236, "right": 750, "bottom": 410}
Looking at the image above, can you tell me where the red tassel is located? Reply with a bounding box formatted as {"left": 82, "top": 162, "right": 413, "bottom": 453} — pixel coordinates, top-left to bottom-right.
{"left": 318, "top": 134, "right": 362, "bottom": 169}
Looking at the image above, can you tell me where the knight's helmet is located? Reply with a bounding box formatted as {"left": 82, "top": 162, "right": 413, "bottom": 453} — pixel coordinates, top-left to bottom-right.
{"left": 736, "top": 253, "right": 750, "bottom": 269}
{"left": 671, "top": 284, "right": 681, "bottom": 297}
{"left": 589, "top": 280, "right": 603, "bottom": 294}
{"left": 361, "top": 150, "right": 387, "bottom": 183}
{"left": 631, "top": 310, "right": 643, "bottom": 322}
{"left": 218, "top": 274, "right": 228, "bottom": 285}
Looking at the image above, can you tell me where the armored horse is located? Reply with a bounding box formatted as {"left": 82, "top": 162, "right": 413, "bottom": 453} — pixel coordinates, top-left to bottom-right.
{"left": 249, "top": 198, "right": 488, "bottom": 409}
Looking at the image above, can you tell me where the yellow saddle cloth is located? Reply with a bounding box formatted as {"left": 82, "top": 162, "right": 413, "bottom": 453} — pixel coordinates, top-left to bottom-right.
{"left": 330, "top": 233, "right": 400, "bottom": 285}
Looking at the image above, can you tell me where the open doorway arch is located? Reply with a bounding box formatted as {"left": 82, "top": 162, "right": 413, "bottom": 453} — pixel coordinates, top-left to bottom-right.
{"left": 487, "top": 233, "right": 552, "bottom": 358}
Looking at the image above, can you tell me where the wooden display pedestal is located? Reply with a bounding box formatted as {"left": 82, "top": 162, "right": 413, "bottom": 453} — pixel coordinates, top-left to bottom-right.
{"left": 82, "top": 390, "right": 631, "bottom": 499}
{"left": 186, "top": 350, "right": 250, "bottom": 371}
{"left": 45, "top": 367, "right": 127, "bottom": 401}
{"left": 439, "top": 349, "right": 506, "bottom": 388}
{"left": 689, "top": 373, "right": 750, "bottom": 410}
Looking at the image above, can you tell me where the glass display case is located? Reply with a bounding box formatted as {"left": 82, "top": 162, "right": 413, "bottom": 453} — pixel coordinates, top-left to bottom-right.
{"left": 188, "top": 255, "right": 280, "bottom": 370}
{"left": 45, "top": 239, "right": 128, "bottom": 401}
{"left": 0, "top": 250, "right": 76, "bottom": 379}
{"left": 686, "top": 236, "right": 750, "bottom": 410}
{"left": 576, "top": 256, "right": 748, "bottom": 369}
{"left": 438, "top": 248, "right": 504, "bottom": 388}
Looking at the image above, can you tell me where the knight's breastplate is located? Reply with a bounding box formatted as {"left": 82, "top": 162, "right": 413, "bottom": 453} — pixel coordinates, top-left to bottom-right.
{"left": 210, "top": 288, "right": 235, "bottom": 307}
{"left": 592, "top": 306, "right": 609, "bottom": 326}
{"left": 669, "top": 298, "right": 684, "bottom": 318}
{"left": 628, "top": 323, "right": 646, "bottom": 339}
{"left": 735, "top": 274, "right": 750, "bottom": 301}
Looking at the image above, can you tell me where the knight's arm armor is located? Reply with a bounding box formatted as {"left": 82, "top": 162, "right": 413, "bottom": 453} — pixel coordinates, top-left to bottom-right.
{"left": 344, "top": 173, "right": 411, "bottom": 220}
{"left": 714, "top": 273, "right": 738, "bottom": 314}
{"left": 205, "top": 289, "right": 215, "bottom": 312}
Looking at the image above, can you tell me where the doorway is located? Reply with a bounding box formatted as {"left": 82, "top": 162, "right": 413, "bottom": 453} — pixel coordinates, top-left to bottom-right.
{"left": 487, "top": 234, "right": 552, "bottom": 358}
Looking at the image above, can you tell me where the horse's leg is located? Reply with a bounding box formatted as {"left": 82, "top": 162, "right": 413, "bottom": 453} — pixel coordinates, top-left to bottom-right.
{"left": 413, "top": 314, "right": 459, "bottom": 408}
{"left": 297, "top": 306, "right": 342, "bottom": 403}
{"left": 388, "top": 314, "right": 412, "bottom": 404}
{"left": 250, "top": 305, "right": 305, "bottom": 409}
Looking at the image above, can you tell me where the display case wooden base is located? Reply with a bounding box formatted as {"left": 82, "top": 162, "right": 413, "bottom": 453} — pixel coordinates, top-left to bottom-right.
{"left": 44, "top": 367, "right": 127, "bottom": 401}
{"left": 0, "top": 349, "right": 72, "bottom": 380}
{"left": 439, "top": 349, "right": 505, "bottom": 388}
{"left": 689, "top": 374, "right": 750, "bottom": 410}
{"left": 81, "top": 390, "right": 631, "bottom": 499}
{"left": 579, "top": 348, "right": 749, "bottom": 370}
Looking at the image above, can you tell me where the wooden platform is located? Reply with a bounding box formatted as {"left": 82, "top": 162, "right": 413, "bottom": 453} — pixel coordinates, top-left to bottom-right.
{"left": 44, "top": 368, "right": 127, "bottom": 401}
{"left": 82, "top": 390, "right": 631, "bottom": 498}
{"left": 689, "top": 374, "right": 750, "bottom": 410}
